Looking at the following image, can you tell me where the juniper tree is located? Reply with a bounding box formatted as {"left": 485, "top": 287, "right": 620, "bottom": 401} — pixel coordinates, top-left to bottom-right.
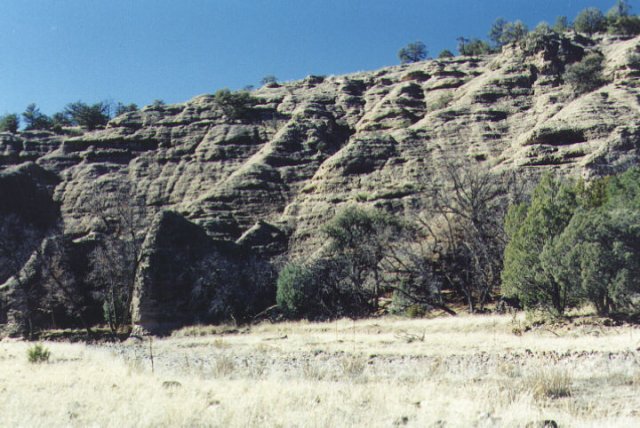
{"left": 0, "top": 114, "right": 19, "bottom": 133}
{"left": 502, "top": 175, "right": 579, "bottom": 315}
{"left": 398, "top": 41, "right": 428, "bottom": 64}
{"left": 574, "top": 7, "right": 607, "bottom": 36}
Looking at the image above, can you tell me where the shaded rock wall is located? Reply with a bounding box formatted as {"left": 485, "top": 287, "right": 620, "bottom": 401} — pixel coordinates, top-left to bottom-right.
{"left": 0, "top": 163, "right": 62, "bottom": 334}
{"left": 131, "top": 211, "right": 275, "bottom": 334}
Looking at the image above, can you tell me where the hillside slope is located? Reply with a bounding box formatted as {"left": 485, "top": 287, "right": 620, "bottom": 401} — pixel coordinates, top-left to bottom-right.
{"left": 2, "top": 32, "right": 640, "bottom": 332}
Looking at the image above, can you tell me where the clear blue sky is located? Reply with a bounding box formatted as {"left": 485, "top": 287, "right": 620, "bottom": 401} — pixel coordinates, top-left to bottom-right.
{"left": 0, "top": 0, "right": 634, "bottom": 116}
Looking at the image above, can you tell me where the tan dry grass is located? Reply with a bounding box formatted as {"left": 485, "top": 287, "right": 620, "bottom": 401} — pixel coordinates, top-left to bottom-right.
{"left": 0, "top": 314, "right": 639, "bottom": 427}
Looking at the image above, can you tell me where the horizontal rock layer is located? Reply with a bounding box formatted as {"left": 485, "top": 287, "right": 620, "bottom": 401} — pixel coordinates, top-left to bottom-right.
{"left": 2, "top": 33, "right": 640, "bottom": 257}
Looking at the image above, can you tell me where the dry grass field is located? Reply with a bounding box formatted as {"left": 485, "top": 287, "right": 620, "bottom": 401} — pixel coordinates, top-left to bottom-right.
{"left": 1, "top": 314, "right": 640, "bottom": 427}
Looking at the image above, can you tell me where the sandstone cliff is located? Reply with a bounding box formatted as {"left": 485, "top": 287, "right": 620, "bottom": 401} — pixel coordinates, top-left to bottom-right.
{"left": 2, "top": 32, "right": 640, "bottom": 333}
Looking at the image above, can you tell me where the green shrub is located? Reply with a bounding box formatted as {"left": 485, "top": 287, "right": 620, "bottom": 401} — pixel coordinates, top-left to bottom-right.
{"left": 276, "top": 262, "right": 313, "bottom": 318}
{"left": 213, "top": 89, "right": 257, "bottom": 119}
{"left": 50, "top": 112, "right": 72, "bottom": 133}
{"left": 627, "top": 52, "right": 640, "bottom": 70}
{"left": 607, "top": 15, "right": 640, "bottom": 36}
{"left": 22, "top": 103, "right": 52, "bottom": 131}
{"left": 502, "top": 175, "right": 579, "bottom": 316}
{"left": 0, "top": 113, "right": 19, "bottom": 133}
{"left": 260, "top": 75, "right": 278, "bottom": 86}
{"left": 354, "top": 192, "right": 369, "bottom": 202}
{"left": 564, "top": 53, "right": 606, "bottom": 95}
{"left": 277, "top": 206, "right": 403, "bottom": 319}
{"left": 276, "top": 257, "right": 358, "bottom": 319}
{"left": 405, "top": 304, "right": 427, "bottom": 318}
{"left": 520, "top": 22, "right": 557, "bottom": 55}
{"left": 402, "top": 70, "right": 430, "bottom": 82}
{"left": 64, "top": 101, "right": 111, "bottom": 130}
{"left": 114, "top": 103, "right": 138, "bottom": 116}
{"left": 398, "top": 41, "right": 428, "bottom": 64}
{"left": 458, "top": 38, "right": 492, "bottom": 56}
{"left": 543, "top": 209, "right": 640, "bottom": 316}
{"left": 438, "top": 49, "right": 455, "bottom": 59}
{"left": 574, "top": 7, "right": 607, "bottom": 36}
{"left": 489, "top": 18, "right": 529, "bottom": 48}
{"left": 27, "top": 343, "right": 51, "bottom": 364}
{"left": 553, "top": 16, "right": 571, "bottom": 33}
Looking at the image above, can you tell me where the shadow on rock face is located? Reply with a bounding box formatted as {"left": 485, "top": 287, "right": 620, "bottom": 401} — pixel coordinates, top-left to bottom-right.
{"left": 131, "top": 211, "right": 278, "bottom": 335}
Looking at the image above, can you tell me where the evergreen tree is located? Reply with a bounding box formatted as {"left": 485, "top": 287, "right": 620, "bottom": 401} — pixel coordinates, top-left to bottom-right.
{"left": 324, "top": 206, "right": 402, "bottom": 311}
{"left": 502, "top": 175, "right": 579, "bottom": 315}
{"left": 553, "top": 16, "right": 571, "bottom": 33}
{"left": 574, "top": 7, "right": 607, "bottom": 36}
{"left": 0, "top": 114, "right": 19, "bottom": 133}
{"left": 607, "top": 0, "right": 632, "bottom": 19}
{"left": 489, "top": 18, "right": 508, "bottom": 47}
{"left": 564, "top": 53, "right": 606, "bottom": 95}
{"left": 114, "top": 103, "right": 138, "bottom": 117}
{"left": 458, "top": 38, "right": 491, "bottom": 56}
{"left": 22, "top": 104, "right": 52, "bottom": 131}
{"left": 607, "top": 1, "right": 640, "bottom": 37}
{"left": 64, "top": 101, "right": 111, "bottom": 130}
{"left": 398, "top": 41, "right": 428, "bottom": 64}
{"left": 489, "top": 18, "right": 528, "bottom": 47}
{"left": 544, "top": 209, "right": 640, "bottom": 316}
{"left": 438, "top": 49, "right": 455, "bottom": 59}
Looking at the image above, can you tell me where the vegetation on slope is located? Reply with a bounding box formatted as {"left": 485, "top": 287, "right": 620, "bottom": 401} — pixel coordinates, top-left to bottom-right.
{"left": 2, "top": 1, "right": 640, "bottom": 339}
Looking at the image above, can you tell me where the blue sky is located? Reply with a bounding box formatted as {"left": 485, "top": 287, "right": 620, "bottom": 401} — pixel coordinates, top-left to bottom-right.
{"left": 0, "top": 0, "right": 634, "bottom": 116}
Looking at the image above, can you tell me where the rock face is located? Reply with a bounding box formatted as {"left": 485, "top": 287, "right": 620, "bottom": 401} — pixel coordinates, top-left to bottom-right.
{"left": 131, "top": 210, "right": 276, "bottom": 334}
{"left": 131, "top": 211, "right": 222, "bottom": 333}
{"left": 2, "top": 32, "right": 640, "bottom": 332}
{"left": 0, "top": 162, "right": 60, "bottom": 286}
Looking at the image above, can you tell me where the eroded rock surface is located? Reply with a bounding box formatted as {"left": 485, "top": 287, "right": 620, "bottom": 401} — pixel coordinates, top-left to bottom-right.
{"left": 2, "top": 33, "right": 640, "bottom": 332}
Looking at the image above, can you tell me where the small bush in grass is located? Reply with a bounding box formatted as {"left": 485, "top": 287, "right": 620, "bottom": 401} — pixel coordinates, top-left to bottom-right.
{"left": 525, "top": 369, "right": 572, "bottom": 400}
{"left": 214, "top": 354, "right": 235, "bottom": 377}
{"left": 276, "top": 262, "right": 314, "bottom": 318}
{"left": 27, "top": 343, "right": 51, "bottom": 364}
{"left": 405, "top": 304, "right": 427, "bottom": 318}
{"left": 430, "top": 92, "right": 454, "bottom": 111}
{"left": 340, "top": 355, "right": 366, "bottom": 380}
{"left": 627, "top": 52, "right": 640, "bottom": 70}
{"left": 302, "top": 360, "right": 327, "bottom": 380}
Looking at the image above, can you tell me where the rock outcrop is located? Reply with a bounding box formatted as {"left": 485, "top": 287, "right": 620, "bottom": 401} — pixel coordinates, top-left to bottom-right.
{"left": 131, "top": 210, "right": 275, "bottom": 334}
{"left": 2, "top": 32, "right": 640, "bottom": 333}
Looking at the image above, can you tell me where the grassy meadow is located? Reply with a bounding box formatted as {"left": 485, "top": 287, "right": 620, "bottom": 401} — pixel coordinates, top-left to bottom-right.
{"left": 1, "top": 314, "right": 639, "bottom": 427}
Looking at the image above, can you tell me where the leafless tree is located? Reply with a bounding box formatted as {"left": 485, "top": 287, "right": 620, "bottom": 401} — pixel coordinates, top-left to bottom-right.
{"left": 188, "top": 252, "right": 277, "bottom": 324}
{"left": 2, "top": 181, "right": 149, "bottom": 336}
{"left": 0, "top": 214, "right": 42, "bottom": 336}
{"left": 86, "top": 182, "right": 148, "bottom": 334}
{"left": 381, "top": 226, "right": 457, "bottom": 315}
{"left": 323, "top": 205, "right": 405, "bottom": 313}
{"left": 37, "top": 233, "right": 93, "bottom": 334}
{"left": 386, "top": 161, "right": 525, "bottom": 313}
